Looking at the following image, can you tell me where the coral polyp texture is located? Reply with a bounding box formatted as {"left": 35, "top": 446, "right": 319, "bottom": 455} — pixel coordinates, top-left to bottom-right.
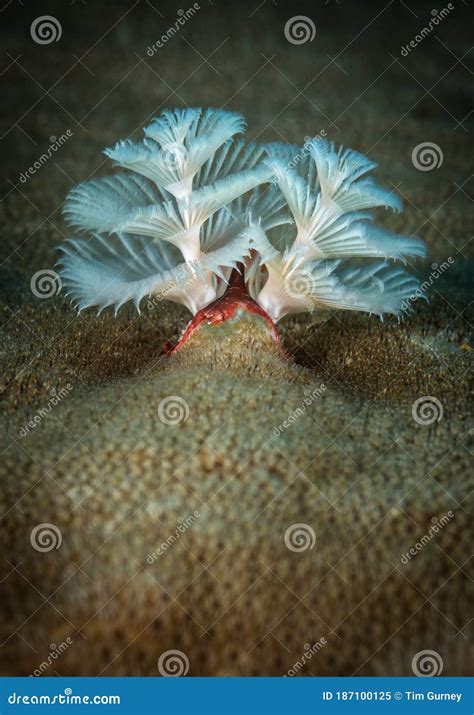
{"left": 58, "top": 107, "right": 426, "bottom": 343}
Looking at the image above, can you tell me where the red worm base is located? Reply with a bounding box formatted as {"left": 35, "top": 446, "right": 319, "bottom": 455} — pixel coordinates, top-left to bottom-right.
{"left": 163, "top": 269, "right": 278, "bottom": 355}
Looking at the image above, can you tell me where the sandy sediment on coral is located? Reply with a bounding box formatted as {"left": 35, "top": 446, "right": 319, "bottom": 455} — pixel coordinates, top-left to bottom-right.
{"left": 0, "top": 302, "right": 472, "bottom": 675}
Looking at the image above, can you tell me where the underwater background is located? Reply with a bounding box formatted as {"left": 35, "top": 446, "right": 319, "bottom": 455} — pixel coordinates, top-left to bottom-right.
{"left": 0, "top": 0, "right": 472, "bottom": 676}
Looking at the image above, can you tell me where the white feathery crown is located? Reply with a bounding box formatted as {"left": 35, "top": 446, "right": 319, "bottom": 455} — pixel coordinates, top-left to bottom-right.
{"left": 58, "top": 108, "right": 426, "bottom": 322}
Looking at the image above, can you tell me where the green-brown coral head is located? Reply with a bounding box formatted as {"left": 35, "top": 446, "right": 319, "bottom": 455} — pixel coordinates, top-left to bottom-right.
{"left": 174, "top": 307, "right": 279, "bottom": 352}
{"left": 164, "top": 267, "right": 278, "bottom": 353}
{"left": 166, "top": 308, "right": 305, "bottom": 384}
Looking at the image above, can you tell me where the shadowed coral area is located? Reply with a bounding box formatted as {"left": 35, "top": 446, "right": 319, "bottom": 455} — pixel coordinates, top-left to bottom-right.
{"left": 0, "top": 0, "right": 472, "bottom": 677}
